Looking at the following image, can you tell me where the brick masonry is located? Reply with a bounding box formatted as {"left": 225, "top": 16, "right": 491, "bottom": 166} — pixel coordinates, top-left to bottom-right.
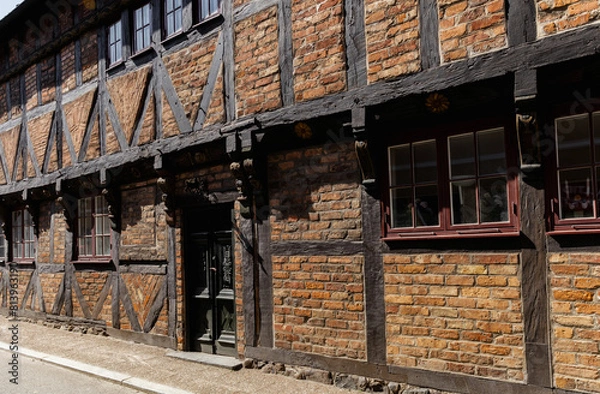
{"left": 537, "top": 0, "right": 600, "bottom": 36}
{"left": 438, "top": 0, "right": 507, "bottom": 62}
{"left": 234, "top": 6, "right": 282, "bottom": 116}
{"left": 384, "top": 253, "right": 525, "bottom": 382}
{"left": 163, "top": 34, "right": 222, "bottom": 126}
{"left": 272, "top": 255, "right": 366, "bottom": 360}
{"left": 120, "top": 183, "right": 168, "bottom": 262}
{"left": 292, "top": 0, "right": 347, "bottom": 102}
{"left": 549, "top": 253, "right": 600, "bottom": 393}
{"left": 365, "top": 0, "right": 421, "bottom": 83}
{"left": 268, "top": 141, "right": 362, "bottom": 242}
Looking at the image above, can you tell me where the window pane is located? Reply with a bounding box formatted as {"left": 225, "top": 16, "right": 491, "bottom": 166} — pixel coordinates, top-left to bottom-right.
{"left": 414, "top": 140, "right": 437, "bottom": 184}
{"left": 593, "top": 112, "right": 600, "bottom": 162}
{"left": 415, "top": 185, "right": 439, "bottom": 227}
{"left": 451, "top": 179, "right": 477, "bottom": 224}
{"left": 449, "top": 133, "right": 475, "bottom": 179}
{"left": 389, "top": 145, "right": 411, "bottom": 186}
{"left": 479, "top": 177, "right": 508, "bottom": 223}
{"left": 201, "top": 0, "right": 209, "bottom": 19}
{"left": 559, "top": 168, "right": 594, "bottom": 219}
{"left": 478, "top": 128, "right": 506, "bottom": 175}
{"left": 210, "top": 0, "right": 219, "bottom": 13}
{"left": 391, "top": 187, "right": 413, "bottom": 228}
{"left": 556, "top": 114, "right": 590, "bottom": 167}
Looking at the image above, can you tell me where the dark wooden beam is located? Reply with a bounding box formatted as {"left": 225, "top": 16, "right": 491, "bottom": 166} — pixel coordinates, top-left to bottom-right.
{"left": 257, "top": 209, "right": 273, "bottom": 348}
{"left": 515, "top": 70, "right": 551, "bottom": 388}
{"left": 507, "top": 0, "right": 536, "bottom": 46}
{"left": 278, "top": 0, "right": 294, "bottom": 106}
{"left": 234, "top": 0, "right": 279, "bottom": 22}
{"left": 194, "top": 33, "right": 224, "bottom": 129}
{"left": 223, "top": 0, "right": 236, "bottom": 122}
{"left": 167, "top": 225, "right": 177, "bottom": 338}
{"left": 344, "top": 0, "right": 367, "bottom": 88}
{"left": 419, "top": 0, "right": 440, "bottom": 69}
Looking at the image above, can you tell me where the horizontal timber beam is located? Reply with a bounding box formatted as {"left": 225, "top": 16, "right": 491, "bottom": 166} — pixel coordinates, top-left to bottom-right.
{"left": 3, "top": 24, "right": 600, "bottom": 195}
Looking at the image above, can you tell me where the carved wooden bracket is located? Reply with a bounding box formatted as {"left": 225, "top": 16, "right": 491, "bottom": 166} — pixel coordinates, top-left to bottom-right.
{"left": 226, "top": 127, "right": 266, "bottom": 218}
{"left": 102, "top": 188, "right": 121, "bottom": 232}
{"left": 157, "top": 176, "right": 175, "bottom": 226}
{"left": 351, "top": 107, "right": 376, "bottom": 186}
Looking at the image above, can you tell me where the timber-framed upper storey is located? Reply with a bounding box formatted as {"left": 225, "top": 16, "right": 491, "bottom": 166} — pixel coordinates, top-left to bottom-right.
{"left": 2, "top": 1, "right": 600, "bottom": 394}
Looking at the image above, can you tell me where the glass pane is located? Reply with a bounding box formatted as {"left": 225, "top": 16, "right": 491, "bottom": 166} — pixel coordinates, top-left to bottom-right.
{"left": 415, "top": 185, "right": 439, "bottom": 227}
{"left": 166, "top": 0, "right": 173, "bottom": 12}
{"left": 413, "top": 140, "right": 437, "bottom": 184}
{"left": 479, "top": 177, "right": 508, "bottom": 223}
{"left": 559, "top": 168, "right": 594, "bottom": 219}
{"left": 391, "top": 187, "right": 413, "bottom": 228}
{"left": 478, "top": 128, "right": 506, "bottom": 175}
{"left": 201, "top": 0, "right": 209, "bottom": 19}
{"left": 167, "top": 15, "right": 174, "bottom": 35}
{"left": 449, "top": 133, "right": 475, "bottom": 179}
{"left": 451, "top": 179, "right": 477, "bottom": 224}
{"left": 26, "top": 242, "right": 34, "bottom": 259}
{"left": 556, "top": 114, "right": 591, "bottom": 167}
{"left": 389, "top": 145, "right": 411, "bottom": 186}
{"left": 85, "top": 236, "right": 92, "bottom": 255}
{"left": 103, "top": 236, "right": 111, "bottom": 256}
{"left": 210, "top": 0, "right": 219, "bottom": 13}
{"left": 175, "top": 8, "right": 182, "bottom": 31}
{"left": 593, "top": 112, "right": 600, "bottom": 162}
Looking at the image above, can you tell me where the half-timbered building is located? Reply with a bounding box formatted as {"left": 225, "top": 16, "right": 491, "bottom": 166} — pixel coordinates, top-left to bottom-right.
{"left": 0, "top": 0, "right": 599, "bottom": 393}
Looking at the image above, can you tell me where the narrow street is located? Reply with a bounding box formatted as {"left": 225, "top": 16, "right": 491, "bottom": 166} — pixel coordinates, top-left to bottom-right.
{"left": 0, "top": 349, "right": 144, "bottom": 394}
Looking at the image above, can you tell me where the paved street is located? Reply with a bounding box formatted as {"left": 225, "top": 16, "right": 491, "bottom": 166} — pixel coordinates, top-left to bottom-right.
{"left": 0, "top": 349, "right": 144, "bottom": 394}
{"left": 0, "top": 316, "right": 354, "bottom": 394}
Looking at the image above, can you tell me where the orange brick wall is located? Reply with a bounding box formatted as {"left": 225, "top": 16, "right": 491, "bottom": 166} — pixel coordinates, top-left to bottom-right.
{"left": 292, "top": 0, "right": 347, "bottom": 102}
{"left": 537, "top": 0, "right": 600, "bottom": 36}
{"left": 365, "top": 0, "right": 420, "bottom": 83}
{"left": 438, "top": 0, "right": 507, "bottom": 63}
{"left": 549, "top": 253, "right": 600, "bottom": 393}
{"left": 272, "top": 255, "right": 366, "bottom": 359}
{"left": 268, "top": 141, "right": 362, "bottom": 242}
{"left": 234, "top": 6, "right": 282, "bottom": 117}
{"left": 384, "top": 253, "right": 525, "bottom": 382}
{"left": 120, "top": 183, "right": 168, "bottom": 262}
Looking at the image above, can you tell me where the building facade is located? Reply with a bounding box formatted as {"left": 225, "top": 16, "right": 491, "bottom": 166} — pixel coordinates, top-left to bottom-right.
{"left": 0, "top": 0, "right": 599, "bottom": 393}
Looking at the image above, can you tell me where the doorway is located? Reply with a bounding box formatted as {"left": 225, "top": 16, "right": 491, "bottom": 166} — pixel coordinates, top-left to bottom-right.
{"left": 185, "top": 205, "right": 236, "bottom": 356}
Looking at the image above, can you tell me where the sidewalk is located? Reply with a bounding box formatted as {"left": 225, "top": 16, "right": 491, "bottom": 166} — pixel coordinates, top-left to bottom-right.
{"left": 0, "top": 316, "right": 353, "bottom": 394}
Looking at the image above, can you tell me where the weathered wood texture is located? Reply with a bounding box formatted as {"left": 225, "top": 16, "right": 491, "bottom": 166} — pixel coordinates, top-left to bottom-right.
{"left": 419, "top": 0, "right": 440, "bottom": 69}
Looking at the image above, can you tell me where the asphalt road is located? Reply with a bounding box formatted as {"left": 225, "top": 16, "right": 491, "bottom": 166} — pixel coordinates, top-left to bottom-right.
{"left": 0, "top": 349, "right": 144, "bottom": 394}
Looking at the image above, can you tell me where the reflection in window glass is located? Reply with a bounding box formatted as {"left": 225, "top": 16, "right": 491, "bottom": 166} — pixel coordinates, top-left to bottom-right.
{"left": 389, "top": 140, "right": 439, "bottom": 228}
{"left": 478, "top": 128, "right": 506, "bottom": 175}
{"left": 449, "top": 133, "right": 475, "bottom": 179}
{"left": 12, "top": 209, "right": 34, "bottom": 259}
{"left": 559, "top": 168, "right": 594, "bottom": 219}
{"left": 78, "top": 196, "right": 111, "bottom": 258}
{"left": 449, "top": 128, "right": 508, "bottom": 225}
{"left": 556, "top": 114, "right": 590, "bottom": 167}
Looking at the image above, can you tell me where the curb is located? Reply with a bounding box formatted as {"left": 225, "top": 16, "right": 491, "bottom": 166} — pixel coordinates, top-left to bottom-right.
{"left": 0, "top": 342, "right": 195, "bottom": 394}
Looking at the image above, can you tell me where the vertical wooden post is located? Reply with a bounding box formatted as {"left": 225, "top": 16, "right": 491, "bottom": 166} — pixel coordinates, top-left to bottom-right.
{"left": 515, "top": 69, "right": 552, "bottom": 388}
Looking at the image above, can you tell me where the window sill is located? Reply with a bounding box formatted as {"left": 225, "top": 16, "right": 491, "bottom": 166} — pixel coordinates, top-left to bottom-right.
{"left": 130, "top": 46, "right": 155, "bottom": 60}
{"left": 383, "top": 228, "right": 520, "bottom": 241}
{"left": 548, "top": 224, "right": 600, "bottom": 235}
{"left": 162, "top": 30, "right": 186, "bottom": 45}
{"left": 192, "top": 13, "right": 223, "bottom": 30}
{"left": 107, "top": 59, "right": 125, "bottom": 72}
{"left": 72, "top": 258, "right": 112, "bottom": 264}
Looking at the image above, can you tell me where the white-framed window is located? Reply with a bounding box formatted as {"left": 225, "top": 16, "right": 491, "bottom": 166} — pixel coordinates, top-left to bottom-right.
{"left": 133, "top": 3, "right": 152, "bottom": 53}
{"left": 108, "top": 19, "right": 123, "bottom": 65}
{"left": 164, "top": 0, "right": 183, "bottom": 37}
{"left": 77, "top": 196, "right": 111, "bottom": 259}
{"left": 12, "top": 209, "right": 35, "bottom": 260}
